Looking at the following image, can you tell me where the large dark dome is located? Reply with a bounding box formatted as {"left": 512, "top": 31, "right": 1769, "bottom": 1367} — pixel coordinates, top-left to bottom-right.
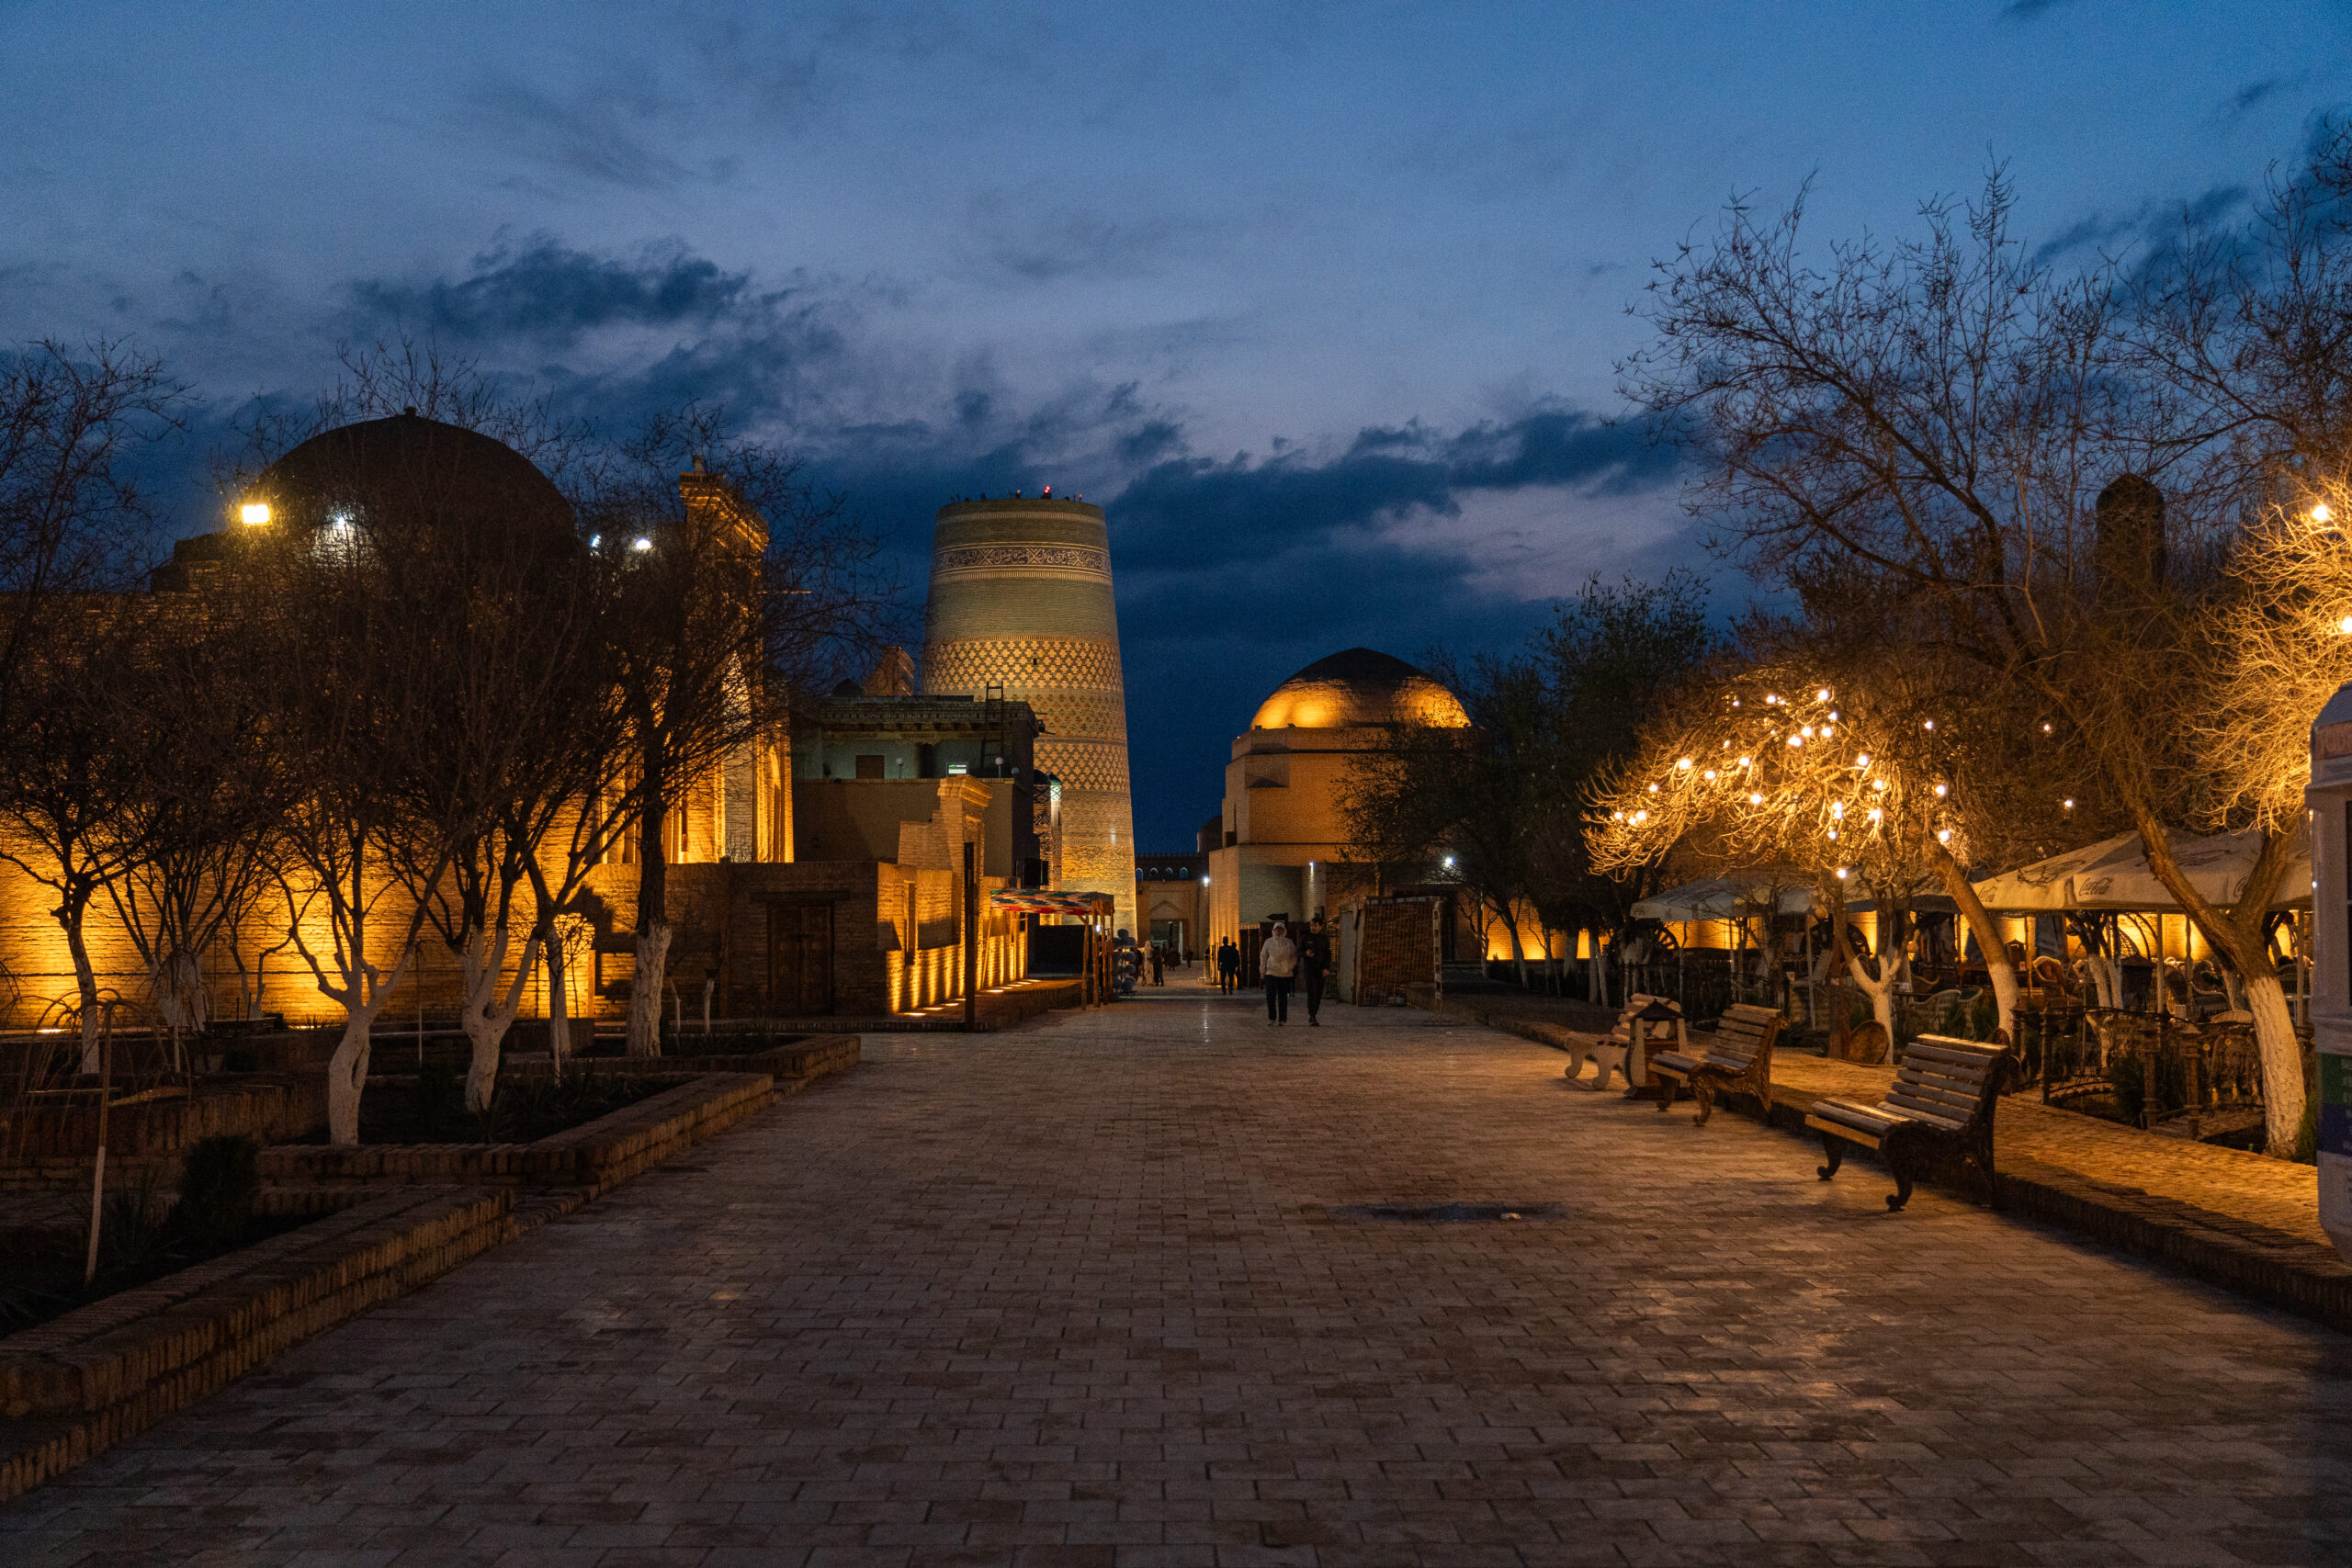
{"left": 1250, "top": 648, "right": 1468, "bottom": 729}
{"left": 246, "top": 412, "right": 574, "bottom": 554}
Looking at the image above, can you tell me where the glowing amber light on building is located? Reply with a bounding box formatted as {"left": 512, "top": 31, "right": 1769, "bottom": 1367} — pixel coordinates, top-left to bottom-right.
{"left": 240, "top": 502, "right": 271, "bottom": 525}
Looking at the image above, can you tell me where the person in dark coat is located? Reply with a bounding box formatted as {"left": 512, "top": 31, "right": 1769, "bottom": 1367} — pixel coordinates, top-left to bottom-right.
{"left": 1149, "top": 942, "right": 1165, "bottom": 986}
{"left": 1300, "top": 916, "right": 1334, "bottom": 1025}
{"left": 1217, "top": 938, "right": 1239, "bottom": 994}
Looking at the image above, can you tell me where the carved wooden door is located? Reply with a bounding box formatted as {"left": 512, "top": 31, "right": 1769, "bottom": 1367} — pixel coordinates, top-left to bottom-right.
{"left": 767, "top": 903, "right": 834, "bottom": 1014}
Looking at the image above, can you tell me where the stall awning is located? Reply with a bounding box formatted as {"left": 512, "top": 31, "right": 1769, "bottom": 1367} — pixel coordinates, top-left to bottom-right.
{"left": 1972, "top": 826, "right": 2312, "bottom": 913}
{"left": 1631, "top": 876, "right": 1815, "bottom": 922}
{"left": 987, "top": 889, "right": 1115, "bottom": 917}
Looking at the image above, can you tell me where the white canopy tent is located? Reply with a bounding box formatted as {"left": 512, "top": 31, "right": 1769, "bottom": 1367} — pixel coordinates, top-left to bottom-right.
{"left": 1631, "top": 877, "right": 1813, "bottom": 922}
{"left": 1972, "top": 827, "right": 2312, "bottom": 914}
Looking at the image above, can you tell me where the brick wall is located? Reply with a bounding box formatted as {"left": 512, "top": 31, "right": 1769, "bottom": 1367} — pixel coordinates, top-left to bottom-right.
{"left": 1351, "top": 897, "right": 1442, "bottom": 1002}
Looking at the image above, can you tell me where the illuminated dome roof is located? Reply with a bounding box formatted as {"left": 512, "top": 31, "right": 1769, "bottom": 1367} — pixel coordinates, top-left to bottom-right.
{"left": 1250, "top": 648, "right": 1469, "bottom": 729}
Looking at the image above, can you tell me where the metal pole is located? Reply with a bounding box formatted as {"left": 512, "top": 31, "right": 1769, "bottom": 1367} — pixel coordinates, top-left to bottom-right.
{"left": 963, "top": 840, "right": 979, "bottom": 1032}
{"left": 84, "top": 1001, "right": 115, "bottom": 1287}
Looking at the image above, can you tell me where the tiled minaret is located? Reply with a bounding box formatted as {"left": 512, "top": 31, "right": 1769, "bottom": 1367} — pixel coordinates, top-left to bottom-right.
{"left": 921, "top": 497, "right": 1137, "bottom": 933}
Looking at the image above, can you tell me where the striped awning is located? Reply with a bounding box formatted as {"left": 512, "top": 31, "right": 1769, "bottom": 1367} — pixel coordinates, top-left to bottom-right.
{"left": 988, "top": 889, "right": 1115, "bottom": 916}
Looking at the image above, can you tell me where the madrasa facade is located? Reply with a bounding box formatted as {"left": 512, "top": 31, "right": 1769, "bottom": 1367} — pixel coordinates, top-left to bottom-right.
{"left": 0, "top": 417, "right": 1139, "bottom": 1033}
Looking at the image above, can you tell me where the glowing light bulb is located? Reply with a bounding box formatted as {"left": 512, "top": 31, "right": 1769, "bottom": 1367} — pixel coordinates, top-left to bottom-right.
{"left": 1611, "top": 811, "right": 1623, "bottom": 821}
{"left": 1703, "top": 770, "right": 1716, "bottom": 781}
{"left": 1867, "top": 807, "right": 1882, "bottom": 822}
{"left": 1801, "top": 725, "right": 1815, "bottom": 738}
{"left": 631, "top": 536, "right": 653, "bottom": 552}
{"left": 1647, "top": 783, "right": 1659, "bottom": 793}
{"left": 1788, "top": 736, "right": 1803, "bottom": 748}
{"left": 240, "top": 502, "right": 270, "bottom": 526}
{"left": 1737, "top": 756, "right": 1750, "bottom": 767}
{"left": 1816, "top": 689, "right": 1829, "bottom": 701}
{"left": 2041, "top": 722, "right": 2052, "bottom": 733}
{"left": 2064, "top": 798, "right": 2075, "bottom": 809}
{"left": 1923, "top": 720, "right": 1935, "bottom": 730}
{"left": 1747, "top": 793, "right": 1763, "bottom": 805}
{"left": 1938, "top": 829, "right": 1952, "bottom": 842}
{"left": 1855, "top": 754, "right": 1869, "bottom": 767}
{"left": 1835, "top": 867, "right": 1848, "bottom": 879}
{"left": 2338, "top": 615, "right": 2352, "bottom": 635}
{"left": 2316, "top": 503, "right": 2335, "bottom": 524}
{"left": 1830, "top": 802, "right": 1844, "bottom": 818}
{"left": 1934, "top": 784, "right": 1948, "bottom": 797}
{"left": 1677, "top": 758, "right": 1692, "bottom": 770}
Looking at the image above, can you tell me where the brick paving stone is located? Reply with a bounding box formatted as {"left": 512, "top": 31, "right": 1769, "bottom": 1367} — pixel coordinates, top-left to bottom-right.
{"left": 6, "top": 991, "right": 2352, "bottom": 1566}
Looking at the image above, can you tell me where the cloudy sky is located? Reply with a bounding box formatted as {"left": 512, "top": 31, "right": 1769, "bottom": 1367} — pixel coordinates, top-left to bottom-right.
{"left": 4, "top": 1, "right": 2347, "bottom": 845}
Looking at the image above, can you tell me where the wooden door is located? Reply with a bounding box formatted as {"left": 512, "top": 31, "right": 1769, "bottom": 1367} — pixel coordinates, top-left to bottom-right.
{"left": 767, "top": 903, "right": 834, "bottom": 1014}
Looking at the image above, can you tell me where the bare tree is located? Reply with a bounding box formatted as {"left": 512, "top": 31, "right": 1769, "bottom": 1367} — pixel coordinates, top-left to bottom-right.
{"left": 578, "top": 403, "right": 899, "bottom": 1057}
{"left": 0, "top": 340, "right": 188, "bottom": 734}
{"left": 1588, "top": 654, "right": 2024, "bottom": 1042}
{"left": 394, "top": 529, "right": 617, "bottom": 1111}
{"left": 1623, "top": 165, "right": 2321, "bottom": 1152}
{"left": 93, "top": 595, "right": 288, "bottom": 1058}
{"left": 0, "top": 600, "right": 151, "bottom": 1068}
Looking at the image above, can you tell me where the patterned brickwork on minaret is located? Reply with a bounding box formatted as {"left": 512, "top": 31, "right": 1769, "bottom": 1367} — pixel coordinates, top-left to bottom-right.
{"left": 922, "top": 498, "right": 1137, "bottom": 933}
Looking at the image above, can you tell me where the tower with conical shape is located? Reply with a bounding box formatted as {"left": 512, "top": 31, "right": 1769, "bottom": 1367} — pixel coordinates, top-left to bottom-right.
{"left": 922, "top": 496, "right": 1137, "bottom": 932}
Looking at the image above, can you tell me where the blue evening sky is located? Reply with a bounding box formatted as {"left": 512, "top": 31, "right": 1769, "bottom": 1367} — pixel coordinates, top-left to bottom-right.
{"left": 3, "top": 2, "right": 2346, "bottom": 845}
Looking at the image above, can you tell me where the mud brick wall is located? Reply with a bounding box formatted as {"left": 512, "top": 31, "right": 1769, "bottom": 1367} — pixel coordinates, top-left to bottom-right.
{"left": 1354, "top": 898, "right": 1442, "bottom": 1002}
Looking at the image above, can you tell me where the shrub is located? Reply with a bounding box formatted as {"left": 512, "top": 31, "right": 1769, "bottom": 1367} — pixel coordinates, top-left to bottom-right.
{"left": 99, "top": 1167, "right": 169, "bottom": 1276}
{"left": 175, "top": 1134, "right": 259, "bottom": 1253}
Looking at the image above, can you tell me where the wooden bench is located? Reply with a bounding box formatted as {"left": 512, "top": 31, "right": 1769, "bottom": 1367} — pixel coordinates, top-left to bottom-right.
{"left": 1805, "top": 1035, "right": 2012, "bottom": 1211}
{"left": 1557, "top": 993, "right": 1681, "bottom": 1093}
{"left": 1648, "top": 1003, "right": 1783, "bottom": 1126}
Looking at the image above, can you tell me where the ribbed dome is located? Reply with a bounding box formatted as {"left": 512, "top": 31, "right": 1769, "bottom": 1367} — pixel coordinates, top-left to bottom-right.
{"left": 248, "top": 412, "right": 574, "bottom": 554}
{"left": 1250, "top": 648, "right": 1469, "bottom": 729}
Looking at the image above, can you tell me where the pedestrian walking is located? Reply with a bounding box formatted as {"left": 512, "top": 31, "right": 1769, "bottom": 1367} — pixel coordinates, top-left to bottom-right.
{"left": 1301, "top": 915, "right": 1333, "bottom": 1025}
{"left": 1261, "top": 922, "right": 1297, "bottom": 1025}
{"left": 1217, "top": 938, "right": 1239, "bottom": 994}
{"left": 1149, "top": 942, "right": 1165, "bottom": 987}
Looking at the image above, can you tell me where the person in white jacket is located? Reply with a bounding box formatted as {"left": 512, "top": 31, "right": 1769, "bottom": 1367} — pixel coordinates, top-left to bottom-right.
{"left": 1261, "top": 922, "right": 1298, "bottom": 1026}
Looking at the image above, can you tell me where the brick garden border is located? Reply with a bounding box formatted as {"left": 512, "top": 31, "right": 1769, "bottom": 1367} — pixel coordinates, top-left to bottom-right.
{"left": 254, "top": 1072, "right": 779, "bottom": 1190}
{"left": 517, "top": 1035, "right": 862, "bottom": 1084}
{"left": 1427, "top": 992, "right": 2352, "bottom": 1337}
{"left": 0, "top": 1050, "right": 860, "bottom": 1502}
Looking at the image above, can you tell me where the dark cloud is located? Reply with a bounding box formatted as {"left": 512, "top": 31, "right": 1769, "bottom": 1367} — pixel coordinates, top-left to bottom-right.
{"left": 324, "top": 235, "right": 1694, "bottom": 846}
{"left": 1110, "top": 408, "right": 1674, "bottom": 572}
{"left": 350, "top": 240, "right": 755, "bottom": 347}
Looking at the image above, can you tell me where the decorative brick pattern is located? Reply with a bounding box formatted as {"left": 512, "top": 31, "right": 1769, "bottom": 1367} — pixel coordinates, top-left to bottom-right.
{"left": 931, "top": 545, "right": 1110, "bottom": 577}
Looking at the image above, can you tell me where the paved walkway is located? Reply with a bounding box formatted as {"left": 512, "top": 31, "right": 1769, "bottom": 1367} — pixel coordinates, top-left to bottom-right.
{"left": 7, "top": 992, "right": 2352, "bottom": 1566}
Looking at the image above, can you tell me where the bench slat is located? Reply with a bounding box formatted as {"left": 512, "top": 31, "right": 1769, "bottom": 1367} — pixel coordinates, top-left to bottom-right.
{"left": 1905, "top": 1039, "right": 2004, "bottom": 1069}
{"left": 1884, "top": 1092, "right": 1972, "bottom": 1127}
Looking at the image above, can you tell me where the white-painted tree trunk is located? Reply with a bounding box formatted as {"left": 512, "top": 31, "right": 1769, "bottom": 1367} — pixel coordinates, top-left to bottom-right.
{"left": 456, "top": 923, "right": 544, "bottom": 1114}
{"left": 325, "top": 1006, "right": 381, "bottom": 1146}
{"left": 2245, "top": 968, "right": 2307, "bottom": 1156}
{"left": 626, "top": 922, "right": 671, "bottom": 1058}
{"left": 1933, "top": 845, "right": 2019, "bottom": 1043}
{"left": 150, "top": 949, "right": 208, "bottom": 1039}
{"left": 2081, "top": 951, "right": 2120, "bottom": 1010}
{"left": 1844, "top": 948, "right": 1898, "bottom": 1045}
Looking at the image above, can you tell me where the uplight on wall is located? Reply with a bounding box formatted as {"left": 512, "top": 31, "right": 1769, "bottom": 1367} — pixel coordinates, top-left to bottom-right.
{"left": 240, "top": 502, "right": 271, "bottom": 525}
